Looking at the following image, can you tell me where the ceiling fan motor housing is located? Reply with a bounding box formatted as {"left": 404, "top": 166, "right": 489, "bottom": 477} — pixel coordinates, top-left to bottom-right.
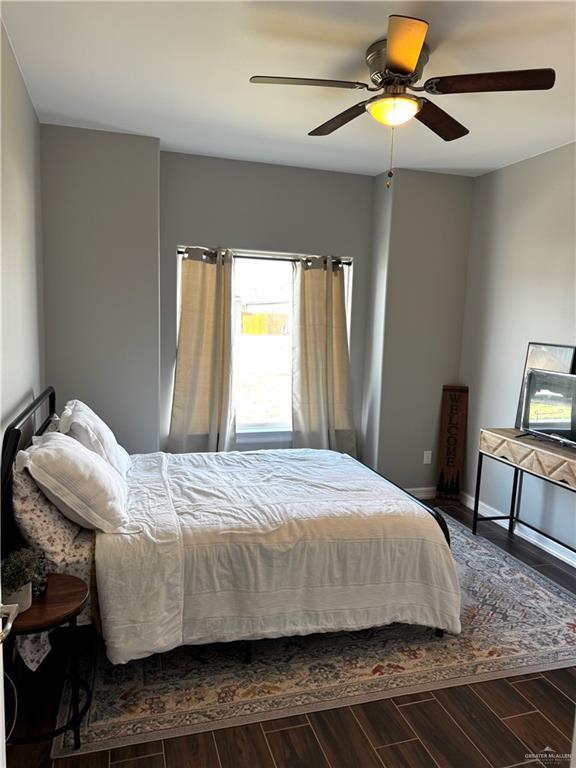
{"left": 366, "top": 38, "right": 430, "bottom": 86}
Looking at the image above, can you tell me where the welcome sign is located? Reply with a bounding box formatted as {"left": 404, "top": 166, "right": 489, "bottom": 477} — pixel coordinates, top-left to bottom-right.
{"left": 437, "top": 385, "right": 469, "bottom": 498}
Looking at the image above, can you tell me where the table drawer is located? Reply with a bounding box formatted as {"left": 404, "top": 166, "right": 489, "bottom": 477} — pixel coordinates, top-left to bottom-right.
{"left": 480, "top": 431, "right": 534, "bottom": 469}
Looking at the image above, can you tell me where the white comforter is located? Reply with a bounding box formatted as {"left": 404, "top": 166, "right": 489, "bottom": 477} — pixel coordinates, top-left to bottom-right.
{"left": 96, "top": 449, "right": 461, "bottom": 664}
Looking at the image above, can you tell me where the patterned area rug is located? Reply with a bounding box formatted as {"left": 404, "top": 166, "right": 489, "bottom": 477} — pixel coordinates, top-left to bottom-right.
{"left": 53, "top": 519, "right": 576, "bottom": 757}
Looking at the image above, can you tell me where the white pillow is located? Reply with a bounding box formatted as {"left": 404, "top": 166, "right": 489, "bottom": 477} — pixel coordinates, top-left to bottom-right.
{"left": 15, "top": 432, "right": 128, "bottom": 533}
{"left": 59, "top": 400, "right": 131, "bottom": 477}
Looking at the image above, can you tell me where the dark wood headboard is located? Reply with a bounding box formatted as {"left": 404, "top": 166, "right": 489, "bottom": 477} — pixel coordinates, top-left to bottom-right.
{"left": 1, "top": 387, "right": 56, "bottom": 557}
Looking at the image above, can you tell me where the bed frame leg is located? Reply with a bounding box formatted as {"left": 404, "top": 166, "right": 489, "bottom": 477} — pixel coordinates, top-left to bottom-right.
{"left": 435, "top": 628, "right": 444, "bottom": 638}
{"left": 244, "top": 640, "right": 253, "bottom": 664}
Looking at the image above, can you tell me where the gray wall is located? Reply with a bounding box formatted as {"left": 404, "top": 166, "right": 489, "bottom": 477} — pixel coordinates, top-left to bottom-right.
{"left": 1, "top": 25, "right": 44, "bottom": 429}
{"left": 40, "top": 125, "right": 160, "bottom": 453}
{"left": 159, "top": 151, "right": 373, "bottom": 447}
{"left": 15, "top": 109, "right": 575, "bottom": 551}
{"left": 363, "top": 169, "right": 473, "bottom": 489}
{"left": 460, "top": 143, "right": 576, "bottom": 547}
{"left": 359, "top": 171, "right": 393, "bottom": 466}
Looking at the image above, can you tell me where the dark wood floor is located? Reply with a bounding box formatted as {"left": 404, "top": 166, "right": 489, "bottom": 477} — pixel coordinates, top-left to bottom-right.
{"left": 6, "top": 501, "right": 576, "bottom": 768}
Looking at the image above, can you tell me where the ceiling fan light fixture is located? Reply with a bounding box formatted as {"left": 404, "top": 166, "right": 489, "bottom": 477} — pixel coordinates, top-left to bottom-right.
{"left": 366, "top": 95, "right": 420, "bottom": 126}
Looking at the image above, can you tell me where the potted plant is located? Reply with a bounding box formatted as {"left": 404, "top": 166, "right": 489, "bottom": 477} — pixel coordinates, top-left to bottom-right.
{"left": 1, "top": 548, "right": 37, "bottom": 613}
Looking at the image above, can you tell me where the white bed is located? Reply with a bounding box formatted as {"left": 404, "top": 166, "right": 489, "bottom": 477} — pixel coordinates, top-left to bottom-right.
{"left": 96, "top": 448, "right": 461, "bottom": 665}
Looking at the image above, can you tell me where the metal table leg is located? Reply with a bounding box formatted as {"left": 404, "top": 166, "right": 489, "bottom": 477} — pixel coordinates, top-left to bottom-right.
{"left": 69, "top": 616, "right": 81, "bottom": 749}
{"left": 510, "top": 471, "right": 524, "bottom": 534}
{"left": 472, "top": 452, "right": 484, "bottom": 535}
{"left": 508, "top": 468, "right": 520, "bottom": 534}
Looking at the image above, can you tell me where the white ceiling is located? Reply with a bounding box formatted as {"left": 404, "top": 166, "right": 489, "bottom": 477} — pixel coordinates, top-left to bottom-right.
{"left": 3, "top": 1, "right": 575, "bottom": 176}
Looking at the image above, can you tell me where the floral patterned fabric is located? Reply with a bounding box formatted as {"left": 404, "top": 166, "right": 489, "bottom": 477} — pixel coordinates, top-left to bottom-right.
{"left": 12, "top": 468, "right": 95, "bottom": 670}
{"left": 13, "top": 468, "right": 80, "bottom": 562}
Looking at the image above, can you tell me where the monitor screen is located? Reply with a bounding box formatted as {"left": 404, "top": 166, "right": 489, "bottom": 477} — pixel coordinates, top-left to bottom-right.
{"left": 521, "top": 369, "right": 576, "bottom": 447}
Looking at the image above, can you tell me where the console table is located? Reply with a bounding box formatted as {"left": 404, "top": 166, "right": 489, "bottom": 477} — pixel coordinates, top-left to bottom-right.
{"left": 472, "top": 427, "right": 576, "bottom": 554}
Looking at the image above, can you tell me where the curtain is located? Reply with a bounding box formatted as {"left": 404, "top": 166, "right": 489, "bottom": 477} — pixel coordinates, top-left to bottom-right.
{"left": 168, "top": 249, "right": 235, "bottom": 452}
{"left": 292, "top": 257, "right": 357, "bottom": 456}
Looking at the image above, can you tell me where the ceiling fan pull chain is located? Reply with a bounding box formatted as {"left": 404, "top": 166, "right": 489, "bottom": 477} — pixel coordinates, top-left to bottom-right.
{"left": 386, "top": 127, "right": 395, "bottom": 188}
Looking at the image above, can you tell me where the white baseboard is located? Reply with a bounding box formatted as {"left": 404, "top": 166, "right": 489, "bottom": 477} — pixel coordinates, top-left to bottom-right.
{"left": 461, "top": 492, "right": 576, "bottom": 569}
{"left": 405, "top": 486, "right": 437, "bottom": 500}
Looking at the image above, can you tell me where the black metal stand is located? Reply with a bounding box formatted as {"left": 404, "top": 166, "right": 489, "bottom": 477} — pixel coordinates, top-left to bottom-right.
{"left": 8, "top": 618, "right": 92, "bottom": 749}
{"left": 472, "top": 449, "right": 576, "bottom": 555}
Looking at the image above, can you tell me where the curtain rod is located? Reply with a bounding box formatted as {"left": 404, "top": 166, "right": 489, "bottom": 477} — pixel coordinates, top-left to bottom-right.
{"left": 177, "top": 245, "right": 353, "bottom": 266}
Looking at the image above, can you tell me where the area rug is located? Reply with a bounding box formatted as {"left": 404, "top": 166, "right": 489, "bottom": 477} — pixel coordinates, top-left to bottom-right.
{"left": 52, "top": 518, "right": 576, "bottom": 757}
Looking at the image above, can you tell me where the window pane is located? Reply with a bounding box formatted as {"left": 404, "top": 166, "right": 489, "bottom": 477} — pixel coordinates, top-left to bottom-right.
{"left": 234, "top": 259, "right": 293, "bottom": 431}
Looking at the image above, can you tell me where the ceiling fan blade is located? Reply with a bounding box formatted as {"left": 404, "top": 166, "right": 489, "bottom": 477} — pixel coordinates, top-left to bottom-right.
{"left": 250, "top": 76, "right": 368, "bottom": 90}
{"left": 308, "top": 101, "right": 368, "bottom": 136}
{"left": 424, "top": 68, "right": 556, "bottom": 95}
{"left": 415, "top": 98, "right": 469, "bottom": 141}
{"left": 385, "top": 15, "right": 429, "bottom": 76}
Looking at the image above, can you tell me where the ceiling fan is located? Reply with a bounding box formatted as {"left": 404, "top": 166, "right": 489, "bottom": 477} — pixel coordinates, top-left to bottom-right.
{"left": 249, "top": 15, "right": 556, "bottom": 141}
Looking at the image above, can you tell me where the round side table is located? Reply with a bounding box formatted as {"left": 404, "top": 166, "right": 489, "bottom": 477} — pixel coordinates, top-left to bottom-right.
{"left": 8, "top": 573, "right": 92, "bottom": 750}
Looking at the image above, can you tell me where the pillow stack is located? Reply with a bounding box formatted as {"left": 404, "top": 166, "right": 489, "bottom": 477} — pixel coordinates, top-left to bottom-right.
{"left": 15, "top": 400, "right": 131, "bottom": 534}
{"left": 59, "top": 400, "right": 131, "bottom": 478}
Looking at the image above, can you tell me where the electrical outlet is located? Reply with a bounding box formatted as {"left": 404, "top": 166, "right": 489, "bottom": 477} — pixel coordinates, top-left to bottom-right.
{"left": 423, "top": 450, "right": 432, "bottom": 465}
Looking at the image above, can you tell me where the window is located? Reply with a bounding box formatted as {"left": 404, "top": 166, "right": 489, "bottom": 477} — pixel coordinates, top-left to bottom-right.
{"left": 172, "top": 247, "right": 352, "bottom": 450}
{"left": 234, "top": 258, "right": 293, "bottom": 432}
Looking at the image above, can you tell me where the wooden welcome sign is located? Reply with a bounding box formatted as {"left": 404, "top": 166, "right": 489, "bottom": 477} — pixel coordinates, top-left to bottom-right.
{"left": 436, "top": 385, "right": 469, "bottom": 499}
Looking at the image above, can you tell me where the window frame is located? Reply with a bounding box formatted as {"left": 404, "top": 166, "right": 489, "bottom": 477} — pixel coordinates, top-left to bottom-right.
{"left": 176, "top": 247, "right": 353, "bottom": 450}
